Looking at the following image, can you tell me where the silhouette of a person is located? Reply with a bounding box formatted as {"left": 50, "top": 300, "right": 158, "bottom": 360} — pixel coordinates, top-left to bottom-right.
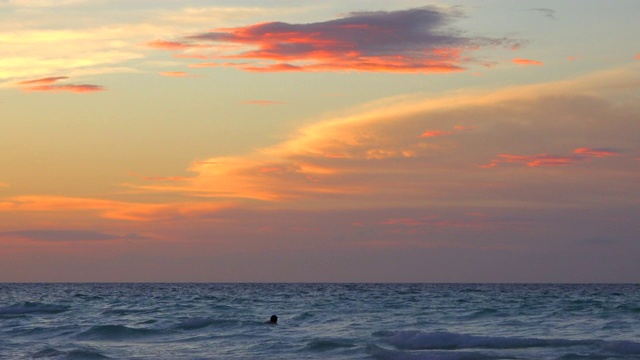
{"left": 267, "top": 315, "right": 278, "bottom": 324}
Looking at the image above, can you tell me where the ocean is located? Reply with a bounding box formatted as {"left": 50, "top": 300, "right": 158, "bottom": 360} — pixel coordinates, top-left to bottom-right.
{"left": 1, "top": 283, "right": 639, "bottom": 359}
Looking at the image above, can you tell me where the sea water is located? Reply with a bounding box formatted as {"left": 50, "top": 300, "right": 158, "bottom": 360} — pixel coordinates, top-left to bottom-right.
{"left": 1, "top": 283, "right": 639, "bottom": 359}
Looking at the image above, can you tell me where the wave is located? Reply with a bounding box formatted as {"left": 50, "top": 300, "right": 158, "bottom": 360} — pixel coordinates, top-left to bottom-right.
{"left": 369, "top": 345, "right": 497, "bottom": 360}
{"left": 376, "top": 331, "right": 640, "bottom": 356}
{"left": 101, "top": 308, "right": 156, "bottom": 316}
{"left": 32, "top": 347, "right": 110, "bottom": 359}
{"left": 174, "top": 317, "right": 217, "bottom": 330}
{"left": 75, "top": 325, "right": 163, "bottom": 341}
{"left": 304, "top": 338, "right": 356, "bottom": 352}
{"left": 0, "top": 302, "right": 69, "bottom": 316}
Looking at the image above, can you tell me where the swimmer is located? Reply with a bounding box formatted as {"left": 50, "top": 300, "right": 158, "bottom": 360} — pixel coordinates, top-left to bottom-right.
{"left": 267, "top": 315, "right": 278, "bottom": 324}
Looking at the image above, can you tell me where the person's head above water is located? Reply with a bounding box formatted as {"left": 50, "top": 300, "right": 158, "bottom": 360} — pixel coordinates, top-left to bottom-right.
{"left": 269, "top": 315, "right": 278, "bottom": 324}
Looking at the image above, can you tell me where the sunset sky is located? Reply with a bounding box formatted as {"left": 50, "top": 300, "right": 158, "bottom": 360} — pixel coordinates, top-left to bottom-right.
{"left": 1, "top": 0, "right": 639, "bottom": 282}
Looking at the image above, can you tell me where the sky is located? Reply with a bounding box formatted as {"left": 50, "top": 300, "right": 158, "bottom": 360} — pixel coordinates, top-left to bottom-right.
{"left": 1, "top": 0, "right": 639, "bottom": 283}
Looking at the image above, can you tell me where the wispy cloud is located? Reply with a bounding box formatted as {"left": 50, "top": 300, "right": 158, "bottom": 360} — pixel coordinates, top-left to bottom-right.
{"left": 1, "top": 5, "right": 280, "bottom": 85}
{"left": 0, "top": 229, "right": 143, "bottom": 242}
{"left": 126, "top": 66, "right": 640, "bottom": 210}
{"left": 484, "top": 148, "right": 623, "bottom": 168}
{"left": 420, "top": 125, "right": 475, "bottom": 138}
{"left": 0, "top": 196, "right": 233, "bottom": 221}
{"left": 16, "top": 76, "right": 104, "bottom": 93}
{"left": 17, "top": 76, "right": 69, "bottom": 85}
{"left": 159, "top": 71, "right": 197, "bottom": 78}
{"left": 513, "top": 58, "right": 543, "bottom": 66}
{"left": 153, "top": 7, "right": 520, "bottom": 73}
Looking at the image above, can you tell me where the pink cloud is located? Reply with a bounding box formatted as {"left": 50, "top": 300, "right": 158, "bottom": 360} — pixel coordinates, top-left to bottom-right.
{"left": 21, "top": 84, "right": 104, "bottom": 93}
{"left": 573, "top": 147, "right": 622, "bottom": 158}
{"left": 159, "top": 71, "right": 195, "bottom": 77}
{"left": 145, "top": 39, "right": 196, "bottom": 51}
{"left": 513, "top": 58, "right": 543, "bottom": 66}
{"left": 420, "top": 130, "right": 452, "bottom": 138}
{"left": 420, "top": 125, "right": 475, "bottom": 138}
{"left": 484, "top": 147, "right": 623, "bottom": 168}
{"left": 17, "top": 76, "right": 104, "bottom": 93}
{"left": 153, "top": 7, "right": 520, "bottom": 73}
{"left": 0, "top": 196, "right": 232, "bottom": 222}
{"left": 17, "top": 76, "right": 69, "bottom": 85}
{"left": 494, "top": 154, "right": 580, "bottom": 167}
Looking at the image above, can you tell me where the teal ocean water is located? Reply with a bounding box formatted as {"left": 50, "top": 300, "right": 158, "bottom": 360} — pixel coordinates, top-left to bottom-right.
{"left": 1, "top": 283, "right": 639, "bottom": 359}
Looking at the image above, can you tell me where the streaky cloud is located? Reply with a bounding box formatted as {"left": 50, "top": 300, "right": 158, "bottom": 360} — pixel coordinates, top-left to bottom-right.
{"left": 154, "top": 7, "right": 521, "bottom": 73}
{"left": 16, "top": 75, "right": 104, "bottom": 93}
{"left": 17, "top": 76, "right": 68, "bottom": 85}
{"left": 0, "top": 229, "right": 143, "bottom": 242}
{"left": 513, "top": 58, "right": 543, "bottom": 66}
{"left": 131, "top": 65, "right": 640, "bottom": 210}
{"left": 21, "top": 84, "right": 104, "bottom": 93}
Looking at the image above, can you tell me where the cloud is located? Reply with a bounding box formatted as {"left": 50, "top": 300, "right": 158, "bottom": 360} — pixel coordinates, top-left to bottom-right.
{"left": 21, "top": 84, "right": 104, "bottom": 93}
{"left": 484, "top": 147, "right": 623, "bottom": 168}
{"left": 420, "top": 125, "right": 475, "bottom": 138}
{"left": 0, "top": 230, "right": 143, "bottom": 242}
{"left": 127, "top": 66, "right": 639, "bottom": 211}
{"left": 513, "top": 58, "right": 543, "bottom": 66}
{"left": 154, "top": 7, "right": 520, "bottom": 73}
{"left": 0, "top": 196, "right": 233, "bottom": 221}
{"left": 146, "top": 40, "right": 197, "bottom": 51}
{"left": 0, "top": 0, "right": 88, "bottom": 8}
{"left": 1, "top": 5, "right": 276, "bottom": 84}
{"left": 159, "top": 71, "right": 196, "bottom": 78}
{"left": 573, "top": 147, "right": 622, "bottom": 157}
{"left": 17, "top": 76, "right": 68, "bottom": 85}
{"left": 484, "top": 153, "right": 582, "bottom": 168}
{"left": 15, "top": 75, "right": 103, "bottom": 93}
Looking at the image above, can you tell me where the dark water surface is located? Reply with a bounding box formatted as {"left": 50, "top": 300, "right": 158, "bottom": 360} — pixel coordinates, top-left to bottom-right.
{"left": 1, "top": 283, "right": 639, "bottom": 359}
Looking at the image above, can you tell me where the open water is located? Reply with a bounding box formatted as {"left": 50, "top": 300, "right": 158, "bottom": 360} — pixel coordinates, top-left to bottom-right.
{"left": 1, "top": 283, "right": 639, "bottom": 359}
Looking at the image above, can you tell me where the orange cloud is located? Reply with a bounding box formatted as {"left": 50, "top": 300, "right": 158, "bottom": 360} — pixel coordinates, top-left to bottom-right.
{"left": 17, "top": 76, "right": 104, "bottom": 93}
{"left": 485, "top": 148, "right": 623, "bottom": 168}
{"left": 420, "top": 125, "right": 475, "bottom": 138}
{"left": 513, "top": 58, "right": 543, "bottom": 66}
{"left": 153, "top": 7, "right": 520, "bottom": 73}
{"left": 159, "top": 71, "right": 194, "bottom": 77}
{"left": 128, "top": 68, "right": 640, "bottom": 210}
{"left": 491, "top": 154, "right": 580, "bottom": 167}
{"left": 573, "top": 147, "right": 621, "bottom": 158}
{"left": 22, "top": 84, "right": 104, "bottom": 93}
{"left": 420, "top": 130, "right": 452, "bottom": 138}
{"left": 17, "top": 76, "right": 69, "bottom": 85}
{"left": 0, "top": 196, "right": 232, "bottom": 222}
{"left": 145, "top": 39, "right": 196, "bottom": 51}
